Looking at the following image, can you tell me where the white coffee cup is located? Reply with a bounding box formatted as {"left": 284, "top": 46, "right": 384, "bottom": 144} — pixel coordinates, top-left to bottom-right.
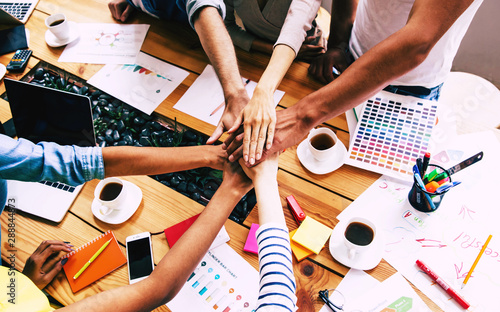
{"left": 94, "top": 177, "right": 127, "bottom": 216}
{"left": 342, "top": 217, "right": 377, "bottom": 260}
{"left": 45, "top": 13, "right": 70, "bottom": 41}
{"left": 307, "top": 127, "right": 340, "bottom": 162}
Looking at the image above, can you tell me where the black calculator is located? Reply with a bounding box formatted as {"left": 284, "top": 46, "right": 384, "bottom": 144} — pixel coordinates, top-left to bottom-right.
{"left": 6, "top": 49, "right": 32, "bottom": 72}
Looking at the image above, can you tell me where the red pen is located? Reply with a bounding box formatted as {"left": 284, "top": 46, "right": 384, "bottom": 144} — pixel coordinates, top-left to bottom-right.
{"left": 416, "top": 259, "right": 470, "bottom": 309}
{"left": 286, "top": 195, "right": 306, "bottom": 224}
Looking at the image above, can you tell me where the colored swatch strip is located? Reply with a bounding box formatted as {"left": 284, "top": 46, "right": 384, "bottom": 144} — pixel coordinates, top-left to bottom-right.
{"left": 348, "top": 93, "right": 437, "bottom": 179}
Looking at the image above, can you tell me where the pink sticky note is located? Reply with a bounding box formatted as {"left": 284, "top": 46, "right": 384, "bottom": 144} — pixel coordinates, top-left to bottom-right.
{"left": 243, "top": 223, "right": 260, "bottom": 254}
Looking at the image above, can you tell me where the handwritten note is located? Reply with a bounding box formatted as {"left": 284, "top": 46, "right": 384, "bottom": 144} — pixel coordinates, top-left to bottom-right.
{"left": 337, "top": 131, "right": 500, "bottom": 311}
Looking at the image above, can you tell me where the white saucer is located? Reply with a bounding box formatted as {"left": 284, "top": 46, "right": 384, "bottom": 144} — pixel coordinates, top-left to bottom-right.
{"left": 45, "top": 21, "right": 80, "bottom": 48}
{"left": 92, "top": 181, "right": 143, "bottom": 224}
{"left": 296, "top": 139, "right": 347, "bottom": 175}
{"left": 0, "top": 64, "right": 6, "bottom": 80}
{"left": 329, "top": 220, "right": 384, "bottom": 270}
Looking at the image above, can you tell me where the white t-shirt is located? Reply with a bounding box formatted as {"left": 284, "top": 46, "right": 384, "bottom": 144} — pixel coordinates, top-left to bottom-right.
{"left": 349, "top": 0, "right": 483, "bottom": 88}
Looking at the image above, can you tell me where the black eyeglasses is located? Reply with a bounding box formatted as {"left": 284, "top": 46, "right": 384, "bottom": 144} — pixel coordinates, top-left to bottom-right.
{"left": 319, "top": 288, "right": 345, "bottom": 311}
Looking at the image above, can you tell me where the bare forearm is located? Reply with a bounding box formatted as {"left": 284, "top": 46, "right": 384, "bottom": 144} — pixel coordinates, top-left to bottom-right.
{"left": 254, "top": 173, "right": 285, "bottom": 226}
{"left": 256, "top": 45, "right": 296, "bottom": 95}
{"left": 329, "top": 0, "right": 358, "bottom": 47}
{"left": 194, "top": 7, "right": 246, "bottom": 100}
{"left": 102, "top": 145, "right": 225, "bottom": 177}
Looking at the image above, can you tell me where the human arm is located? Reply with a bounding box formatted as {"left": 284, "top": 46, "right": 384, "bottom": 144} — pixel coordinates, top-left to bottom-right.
{"left": 239, "top": 154, "right": 297, "bottom": 311}
{"left": 59, "top": 162, "right": 252, "bottom": 312}
{"left": 227, "top": 0, "right": 477, "bottom": 165}
{"left": 0, "top": 134, "right": 225, "bottom": 184}
{"left": 308, "top": 0, "right": 358, "bottom": 83}
{"left": 108, "top": 0, "right": 135, "bottom": 22}
{"left": 191, "top": 7, "right": 250, "bottom": 145}
{"left": 21, "top": 240, "right": 74, "bottom": 289}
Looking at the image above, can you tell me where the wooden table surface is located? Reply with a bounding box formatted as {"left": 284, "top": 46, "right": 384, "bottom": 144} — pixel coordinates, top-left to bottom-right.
{"left": 0, "top": 0, "right": 443, "bottom": 311}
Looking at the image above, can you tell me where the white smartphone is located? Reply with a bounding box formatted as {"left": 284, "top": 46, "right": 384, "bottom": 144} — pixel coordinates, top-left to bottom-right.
{"left": 126, "top": 232, "right": 155, "bottom": 284}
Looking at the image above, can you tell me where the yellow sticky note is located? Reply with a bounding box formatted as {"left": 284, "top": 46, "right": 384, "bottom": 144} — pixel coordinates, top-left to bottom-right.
{"left": 289, "top": 229, "right": 315, "bottom": 262}
{"left": 291, "top": 216, "right": 332, "bottom": 254}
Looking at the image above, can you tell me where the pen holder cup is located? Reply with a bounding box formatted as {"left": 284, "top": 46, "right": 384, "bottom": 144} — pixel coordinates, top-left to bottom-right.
{"left": 408, "top": 164, "right": 451, "bottom": 213}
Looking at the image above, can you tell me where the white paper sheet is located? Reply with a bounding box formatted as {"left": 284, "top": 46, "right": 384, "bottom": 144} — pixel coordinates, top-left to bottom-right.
{"left": 59, "top": 23, "right": 149, "bottom": 64}
{"left": 173, "top": 65, "right": 285, "bottom": 126}
{"left": 87, "top": 52, "right": 189, "bottom": 115}
{"left": 167, "top": 243, "right": 259, "bottom": 312}
{"left": 337, "top": 131, "right": 500, "bottom": 311}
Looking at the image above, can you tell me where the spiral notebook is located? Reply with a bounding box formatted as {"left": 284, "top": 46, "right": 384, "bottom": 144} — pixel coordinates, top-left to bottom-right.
{"left": 61, "top": 230, "right": 127, "bottom": 293}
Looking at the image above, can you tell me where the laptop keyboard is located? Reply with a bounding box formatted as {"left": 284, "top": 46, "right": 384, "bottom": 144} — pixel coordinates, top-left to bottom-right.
{"left": 39, "top": 180, "right": 76, "bottom": 193}
{"left": 0, "top": 2, "right": 32, "bottom": 20}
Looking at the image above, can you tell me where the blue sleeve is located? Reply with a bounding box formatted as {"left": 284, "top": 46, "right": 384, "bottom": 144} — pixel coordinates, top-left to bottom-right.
{"left": 178, "top": 0, "right": 226, "bottom": 29}
{"left": 0, "top": 135, "right": 104, "bottom": 187}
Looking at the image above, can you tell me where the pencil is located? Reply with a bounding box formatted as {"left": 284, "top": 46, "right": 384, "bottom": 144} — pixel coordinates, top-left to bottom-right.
{"left": 209, "top": 79, "right": 250, "bottom": 116}
{"left": 73, "top": 238, "right": 112, "bottom": 279}
{"left": 462, "top": 234, "right": 492, "bottom": 289}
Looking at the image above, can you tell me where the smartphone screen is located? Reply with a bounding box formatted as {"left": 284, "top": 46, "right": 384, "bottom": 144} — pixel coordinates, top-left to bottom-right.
{"left": 127, "top": 237, "right": 154, "bottom": 280}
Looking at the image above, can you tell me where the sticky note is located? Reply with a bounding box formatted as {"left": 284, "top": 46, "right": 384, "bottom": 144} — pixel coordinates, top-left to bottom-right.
{"left": 289, "top": 229, "right": 315, "bottom": 261}
{"left": 291, "top": 216, "right": 332, "bottom": 254}
{"left": 243, "top": 223, "right": 260, "bottom": 254}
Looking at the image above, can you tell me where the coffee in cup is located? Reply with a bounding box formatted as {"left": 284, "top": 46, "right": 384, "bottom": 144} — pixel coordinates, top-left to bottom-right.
{"left": 307, "top": 127, "right": 339, "bottom": 162}
{"left": 94, "top": 177, "right": 127, "bottom": 216}
{"left": 343, "top": 217, "right": 377, "bottom": 259}
{"left": 45, "top": 13, "right": 70, "bottom": 41}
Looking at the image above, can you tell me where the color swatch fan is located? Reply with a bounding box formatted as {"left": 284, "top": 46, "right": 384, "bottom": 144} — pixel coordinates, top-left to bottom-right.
{"left": 346, "top": 91, "right": 438, "bottom": 181}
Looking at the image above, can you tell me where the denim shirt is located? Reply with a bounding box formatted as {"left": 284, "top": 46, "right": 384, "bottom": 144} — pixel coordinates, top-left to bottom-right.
{"left": 0, "top": 135, "right": 105, "bottom": 213}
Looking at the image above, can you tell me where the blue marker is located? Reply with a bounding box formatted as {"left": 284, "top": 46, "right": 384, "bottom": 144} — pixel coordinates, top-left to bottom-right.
{"left": 435, "top": 181, "right": 461, "bottom": 194}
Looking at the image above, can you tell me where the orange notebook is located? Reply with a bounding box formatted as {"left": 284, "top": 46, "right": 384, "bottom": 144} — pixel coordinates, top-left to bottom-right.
{"left": 61, "top": 230, "right": 127, "bottom": 293}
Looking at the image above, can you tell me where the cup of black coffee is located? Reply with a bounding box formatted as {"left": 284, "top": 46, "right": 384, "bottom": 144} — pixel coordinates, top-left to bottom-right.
{"left": 307, "top": 127, "right": 339, "bottom": 162}
{"left": 94, "top": 177, "right": 127, "bottom": 216}
{"left": 45, "top": 13, "right": 70, "bottom": 41}
{"left": 342, "top": 217, "right": 377, "bottom": 260}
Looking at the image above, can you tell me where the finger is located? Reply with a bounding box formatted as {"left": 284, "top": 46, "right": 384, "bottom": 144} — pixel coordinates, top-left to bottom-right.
{"left": 108, "top": 3, "right": 117, "bottom": 19}
{"left": 227, "top": 114, "right": 243, "bottom": 133}
{"left": 223, "top": 127, "right": 243, "bottom": 151}
{"left": 42, "top": 260, "right": 65, "bottom": 287}
{"left": 228, "top": 145, "right": 244, "bottom": 163}
{"left": 206, "top": 123, "right": 224, "bottom": 145}
{"left": 242, "top": 121, "right": 253, "bottom": 163}
{"left": 33, "top": 240, "right": 69, "bottom": 255}
{"left": 121, "top": 5, "right": 134, "bottom": 22}
{"left": 255, "top": 122, "right": 269, "bottom": 161}
{"left": 322, "top": 58, "right": 335, "bottom": 83}
{"left": 266, "top": 121, "right": 275, "bottom": 151}
{"left": 226, "top": 132, "right": 244, "bottom": 161}
{"left": 38, "top": 244, "right": 73, "bottom": 263}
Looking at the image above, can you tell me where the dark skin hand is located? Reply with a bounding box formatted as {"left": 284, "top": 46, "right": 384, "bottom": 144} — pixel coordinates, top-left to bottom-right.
{"left": 22, "top": 240, "right": 73, "bottom": 289}
{"left": 308, "top": 47, "right": 352, "bottom": 84}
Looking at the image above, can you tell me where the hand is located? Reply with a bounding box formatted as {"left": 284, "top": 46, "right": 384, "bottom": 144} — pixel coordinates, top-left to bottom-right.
{"left": 308, "top": 46, "right": 351, "bottom": 84}
{"left": 225, "top": 105, "right": 310, "bottom": 167}
{"left": 227, "top": 88, "right": 276, "bottom": 166}
{"left": 206, "top": 92, "right": 250, "bottom": 145}
{"left": 221, "top": 159, "right": 252, "bottom": 194}
{"left": 22, "top": 240, "right": 73, "bottom": 289}
{"left": 108, "top": 0, "right": 135, "bottom": 22}
{"left": 297, "top": 36, "right": 326, "bottom": 62}
{"left": 238, "top": 152, "right": 279, "bottom": 182}
{"left": 205, "top": 144, "right": 228, "bottom": 171}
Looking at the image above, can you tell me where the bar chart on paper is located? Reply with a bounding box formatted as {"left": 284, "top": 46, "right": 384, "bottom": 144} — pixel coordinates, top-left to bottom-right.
{"left": 346, "top": 91, "right": 438, "bottom": 181}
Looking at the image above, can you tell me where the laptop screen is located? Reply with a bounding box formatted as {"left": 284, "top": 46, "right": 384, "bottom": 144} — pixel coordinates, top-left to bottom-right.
{"left": 4, "top": 78, "right": 96, "bottom": 147}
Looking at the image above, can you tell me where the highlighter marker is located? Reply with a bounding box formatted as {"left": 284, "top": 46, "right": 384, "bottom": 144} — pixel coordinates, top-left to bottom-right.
{"left": 192, "top": 275, "right": 206, "bottom": 288}
{"left": 187, "top": 268, "right": 199, "bottom": 282}
{"left": 286, "top": 195, "right": 306, "bottom": 224}
{"left": 199, "top": 281, "right": 212, "bottom": 295}
{"left": 206, "top": 288, "right": 220, "bottom": 303}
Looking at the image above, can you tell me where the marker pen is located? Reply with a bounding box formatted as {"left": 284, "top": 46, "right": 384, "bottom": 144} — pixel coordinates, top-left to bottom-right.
{"left": 416, "top": 260, "right": 470, "bottom": 309}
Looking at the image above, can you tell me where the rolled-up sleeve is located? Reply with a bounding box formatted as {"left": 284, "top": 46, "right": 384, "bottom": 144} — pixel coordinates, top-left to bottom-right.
{"left": 275, "top": 0, "right": 321, "bottom": 55}
{"left": 182, "top": 0, "right": 226, "bottom": 29}
{"left": 0, "top": 137, "right": 104, "bottom": 186}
